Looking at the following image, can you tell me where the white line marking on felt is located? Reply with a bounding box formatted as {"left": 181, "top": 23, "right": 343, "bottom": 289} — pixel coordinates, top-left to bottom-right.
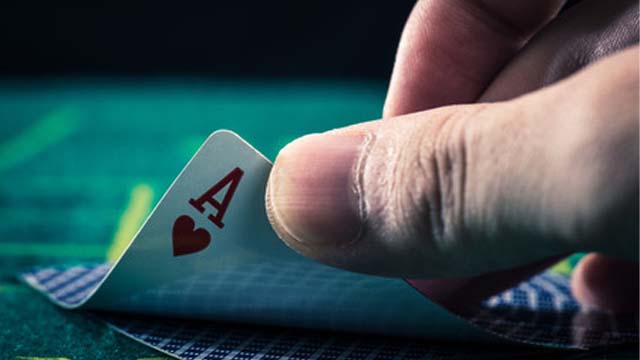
{"left": 0, "top": 107, "right": 79, "bottom": 172}
{"left": 107, "top": 183, "right": 154, "bottom": 261}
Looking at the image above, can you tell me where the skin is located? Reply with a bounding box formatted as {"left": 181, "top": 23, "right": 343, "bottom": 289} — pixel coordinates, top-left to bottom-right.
{"left": 266, "top": 0, "right": 639, "bottom": 313}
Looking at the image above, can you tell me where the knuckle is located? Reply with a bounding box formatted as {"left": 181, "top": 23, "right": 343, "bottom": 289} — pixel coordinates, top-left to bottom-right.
{"left": 398, "top": 108, "right": 475, "bottom": 258}
{"left": 356, "top": 107, "right": 482, "bottom": 275}
{"left": 417, "top": 109, "right": 473, "bottom": 249}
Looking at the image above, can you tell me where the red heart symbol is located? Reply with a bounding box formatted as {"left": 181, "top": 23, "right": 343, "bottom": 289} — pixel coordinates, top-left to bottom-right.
{"left": 172, "top": 215, "right": 211, "bottom": 256}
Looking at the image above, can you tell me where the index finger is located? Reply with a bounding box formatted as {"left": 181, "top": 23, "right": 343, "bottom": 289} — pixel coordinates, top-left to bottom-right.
{"left": 384, "top": 0, "right": 565, "bottom": 117}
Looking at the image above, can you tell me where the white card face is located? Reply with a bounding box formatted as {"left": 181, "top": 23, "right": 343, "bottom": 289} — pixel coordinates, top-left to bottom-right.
{"left": 86, "top": 130, "right": 288, "bottom": 306}
{"left": 79, "top": 130, "right": 489, "bottom": 342}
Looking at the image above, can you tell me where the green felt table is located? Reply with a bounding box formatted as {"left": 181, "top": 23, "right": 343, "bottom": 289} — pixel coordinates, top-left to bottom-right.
{"left": 0, "top": 78, "right": 635, "bottom": 360}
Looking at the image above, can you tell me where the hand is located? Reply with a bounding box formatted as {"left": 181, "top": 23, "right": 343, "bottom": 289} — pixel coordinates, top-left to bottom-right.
{"left": 266, "top": 0, "right": 639, "bottom": 312}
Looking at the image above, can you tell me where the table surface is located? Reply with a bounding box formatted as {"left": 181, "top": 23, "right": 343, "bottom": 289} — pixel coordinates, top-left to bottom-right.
{"left": 0, "top": 78, "right": 635, "bottom": 359}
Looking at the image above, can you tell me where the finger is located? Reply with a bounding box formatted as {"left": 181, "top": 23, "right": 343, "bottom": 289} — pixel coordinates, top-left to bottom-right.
{"left": 383, "top": 0, "right": 565, "bottom": 117}
{"left": 480, "top": 0, "right": 639, "bottom": 102}
{"left": 266, "top": 47, "right": 638, "bottom": 278}
{"left": 571, "top": 253, "right": 639, "bottom": 313}
{"left": 391, "top": 0, "right": 639, "bottom": 304}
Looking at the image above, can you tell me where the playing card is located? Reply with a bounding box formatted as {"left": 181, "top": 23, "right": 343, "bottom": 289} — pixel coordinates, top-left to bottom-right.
{"left": 21, "top": 130, "right": 638, "bottom": 353}
{"left": 84, "top": 130, "right": 282, "bottom": 309}
{"left": 24, "top": 130, "right": 487, "bottom": 341}
{"left": 24, "top": 263, "right": 639, "bottom": 353}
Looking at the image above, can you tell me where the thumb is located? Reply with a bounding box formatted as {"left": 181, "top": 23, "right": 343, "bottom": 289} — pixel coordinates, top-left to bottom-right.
{"left": 266, "top": 47, "right": 638, "bottom": 278}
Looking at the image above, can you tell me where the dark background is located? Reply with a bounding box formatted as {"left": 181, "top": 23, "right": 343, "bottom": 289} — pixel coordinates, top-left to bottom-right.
{"left": 0, "top": 2, "right": 416, "bottom": 79}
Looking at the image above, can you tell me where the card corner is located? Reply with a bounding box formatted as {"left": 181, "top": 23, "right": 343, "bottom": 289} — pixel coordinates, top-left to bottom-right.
{"left": 207, "top": 129, "right": 241, "bottom": 142}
